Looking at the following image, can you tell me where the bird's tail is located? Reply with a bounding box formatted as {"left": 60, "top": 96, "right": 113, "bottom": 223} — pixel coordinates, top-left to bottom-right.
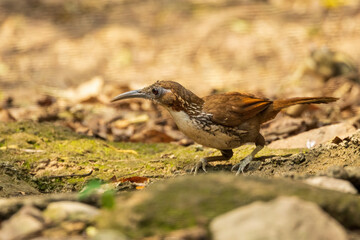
{"left": 272, "top": 97, "right": 338, "bottom": 111}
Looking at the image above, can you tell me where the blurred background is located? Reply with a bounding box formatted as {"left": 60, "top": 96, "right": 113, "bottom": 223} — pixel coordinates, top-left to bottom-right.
{"left": 1, "top": 0, "right": 359, "bottom": 94}
{"left": 0, "top": 0, "right": 360, "bottom": 144}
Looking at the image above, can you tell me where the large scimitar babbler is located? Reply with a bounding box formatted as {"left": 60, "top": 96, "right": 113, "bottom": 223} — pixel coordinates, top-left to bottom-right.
{"left": 111, "top": 80, "right": 337, "bottom": 175}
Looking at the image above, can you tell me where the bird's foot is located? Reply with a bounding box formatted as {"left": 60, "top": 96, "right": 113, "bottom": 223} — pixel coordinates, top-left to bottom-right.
{"left": 191, "top": 158, "right": 208, "bottom": 175}
{"left": 231, "top": 155, "right": 253, "bottom": 176}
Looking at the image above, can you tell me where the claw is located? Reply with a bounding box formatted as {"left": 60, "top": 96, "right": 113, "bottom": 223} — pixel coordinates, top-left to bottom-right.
{"left": 191, "top": 158, "right": 208, "bottom": 175}
{"left": 236, "top": 165, "right": 246, "bottom": 176}
{"left": 231, "top": 155, "right": 253, "bottom": 175}
{"left": 201, "top": 159, "right": 207, "bottom": 172}
{"left": 231, "top": 163, "right": 239, "bottom": 172}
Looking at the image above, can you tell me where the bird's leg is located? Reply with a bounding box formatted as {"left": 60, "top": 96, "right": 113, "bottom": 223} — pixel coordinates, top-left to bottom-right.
{"left": 192, "top": 149, "right": 233, "bottom": 175}
{"left": 231, "top": 134, "right": 265, "bottom": 175}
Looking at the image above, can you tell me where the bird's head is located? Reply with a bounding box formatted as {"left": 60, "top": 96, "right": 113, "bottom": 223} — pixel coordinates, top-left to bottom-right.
{"left": 111, "top": 80, "right": 204, "bottom": 112}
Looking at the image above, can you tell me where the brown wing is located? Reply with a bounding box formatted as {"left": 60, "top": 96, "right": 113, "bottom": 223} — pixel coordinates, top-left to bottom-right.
{"left": 202, "top": 92, "right": 273, "bottom": 127}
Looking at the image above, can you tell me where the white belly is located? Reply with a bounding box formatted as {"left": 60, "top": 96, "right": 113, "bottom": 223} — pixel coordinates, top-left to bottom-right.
{"left": 169, "top": 110, "right": 248, "bottom": 149}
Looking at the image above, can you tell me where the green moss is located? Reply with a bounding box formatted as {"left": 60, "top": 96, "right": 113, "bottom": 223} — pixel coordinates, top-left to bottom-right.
{"left": 0, "top": 121, "right": 199, "bottom": 192}
{"left": 103, "top": 174, "right": 360, "bottom": 238}
{"left": 0, "top": 121, "right": 306, "bottom": 194}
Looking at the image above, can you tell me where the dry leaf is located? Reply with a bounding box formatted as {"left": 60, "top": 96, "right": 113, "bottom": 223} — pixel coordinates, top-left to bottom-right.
{"left": 112, "top": 114, "right": 149, "bottom": 129}
{"left": 45, "top": 76, "right": 104, "bottom": 103}
{"left": 37, "top": 95, "right": 55, "bottom": 107}
{"left": 0, "top": 109, "right": 16, "bottom": 122}
{"left": 116, "top": 176, "right": 150, "bottom": 190}
{"left": 331, "top": 136, "right": 343, "bottom": 144}
{"left": 119, "top": 176, "right": 149, "bottom": 184}
{"left": 109, "top": 175, "right": 117, "bottom": 182}
{"left": 130, "top": 129, "right": 174, "bottom": 143}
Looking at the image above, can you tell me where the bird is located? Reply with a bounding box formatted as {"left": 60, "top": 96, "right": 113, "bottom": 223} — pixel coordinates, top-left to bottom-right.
{"left": 111, "top": 80, "right": 337, "bottom": 175}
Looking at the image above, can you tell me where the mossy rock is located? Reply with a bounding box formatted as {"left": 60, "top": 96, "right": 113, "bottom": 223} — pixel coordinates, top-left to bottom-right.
{"left": 98, "top": 174, "right": 360, "bottom": 238}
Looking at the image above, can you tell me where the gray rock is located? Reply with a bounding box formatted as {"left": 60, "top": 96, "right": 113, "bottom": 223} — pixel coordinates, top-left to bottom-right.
{"left": 44, "top": 201, "right": 99, "bottom": 223}
{"left": 326, "top": 166, "right": 349, "bottom": 179}
{"left": 101, "top": 174, "right": 360, "bottom": 238}
{"left": 92, "top": 229, "right": 128, "bottom": 240}
{"left": 0, "top": 193, "right": 88, "bottom": 220}
{"left": 164, "top": 227, "right": 208, "bottom": 240}
{"left": 304, "top": 176, "right": 358, "bottom": 194}
{"left": 0, "top": 205, "right": 45, "bottom": 240}
{"left": 345, "top": 166, "right": 360, "bottom": 189}
{"left": 268, "top": 122, "right": 356, "bottom": 149}
{"left": 210, "top": 196, "right": 348, "bottom": 240}
{"left": 320, "top": 166, "right": 360, "bottom": 190}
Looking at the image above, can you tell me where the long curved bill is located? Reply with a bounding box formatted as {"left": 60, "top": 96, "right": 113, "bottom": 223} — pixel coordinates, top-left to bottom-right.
{"left": 111, "top": 90, "right": 148, "bottom": 102}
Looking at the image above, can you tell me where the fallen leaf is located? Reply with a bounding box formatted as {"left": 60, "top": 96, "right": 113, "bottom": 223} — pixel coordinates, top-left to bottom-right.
{"left": 109, "top": 175, "right": 117, "bottom": 182}
{"left": 331, "top": 136, "right": 343, "bottom": 144}
{"left": 0, "top": 109, "right": 16, "bottom": 122}
{"left": 130, "top": 129, "right": 174, "bottom": 143}
{"left": 1, "top": 96, "right": 13, "bottom": 108}
{"left": 65, "top": 121, "right": 93, "bottom": 136}
{"left": 115, "top": 176, "right": 150, "bottom": 190}
{"left": 112, "top": 114, "right": 149, "bottom": 129}
{"left": 120, "top": 176, "right": 149, "bottom": 184}
{"left": 176, "top": 138, "right": 194, "bottom": 146}
{"left": 44, "top": 76, "right": 104, "bottom": 103}
{"left": 37, "top": 95, "right": 55, "bottom": 107}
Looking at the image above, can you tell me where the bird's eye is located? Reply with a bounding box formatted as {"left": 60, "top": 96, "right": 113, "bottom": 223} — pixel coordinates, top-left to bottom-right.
{"left": 152, "top": 88, "right": 159, "bottom": 95}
